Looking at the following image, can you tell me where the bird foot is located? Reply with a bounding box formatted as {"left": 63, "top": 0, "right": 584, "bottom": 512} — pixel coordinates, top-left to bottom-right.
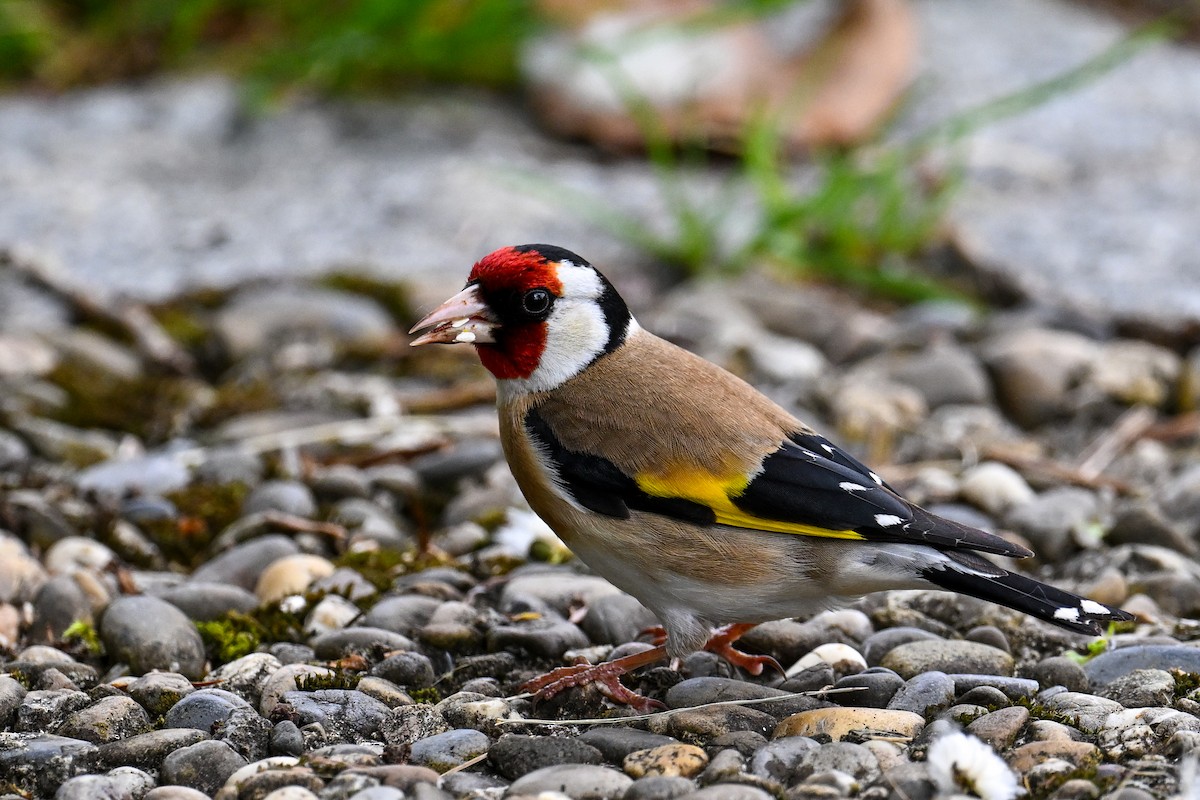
{"left": 521, "top": 646, "right": 668, "bottom": 713}
{"left": 640, "top": 623, "right": 784, "bottom": 676}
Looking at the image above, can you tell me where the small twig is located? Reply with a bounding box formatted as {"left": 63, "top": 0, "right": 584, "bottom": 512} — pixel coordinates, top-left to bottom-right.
{"left": 498, "top": 686, "right": 866, "bottom": 727}
{"left": 440, "top": 752, "right": 489, "bottom": 777}
{"left": 1, "top": 246, "right": 196, "bottom": 375}
{"left": 402, "top": 381, "right": 497, "bottom": 414}
{"left": 1074, "top": 405, "right": 1157, "bottom": 482}
{"left": 1143, "top": 411, "right": 1200, "bottom": 443}
{"left": 981, "top": 443, "right": 1134, "bottom": 494}
{"left": 260, "top": 511, "right": 347, "bottom": 542}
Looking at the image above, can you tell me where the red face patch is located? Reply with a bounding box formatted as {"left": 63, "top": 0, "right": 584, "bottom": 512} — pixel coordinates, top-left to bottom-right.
{"left": 468, "top": 247, "right": 562, "bottom": 380}
{"left": 468, "top": 247, "right": 564, "bottom": 296}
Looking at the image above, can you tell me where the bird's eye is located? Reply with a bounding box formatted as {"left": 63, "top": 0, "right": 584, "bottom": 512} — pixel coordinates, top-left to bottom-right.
{"left": 522, "top": 288, "right": 552, "bottom": 316}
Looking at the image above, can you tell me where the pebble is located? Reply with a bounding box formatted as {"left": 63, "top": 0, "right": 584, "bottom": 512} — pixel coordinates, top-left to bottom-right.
{"left": 665, "top": 677, "right": 817, "bottom": 718}
{"left": 371, "top": 651, "right": 436, "bottom": 689}
{"left": 886, "top": 671, "right": 956, "bottom": 717}
{"left": 279, "top": 689, "right": 391, "bottom": 742}
{"left": 788, "top": 642, "right": 867, "bottom": 678}
{"left": 622, "top": 775, "right": 696, "bottom": 799}
{"left": 0, "top": 733, "right": 100, "bottom": 796}
{"left": 623, "top": 743, "right": 708, "bottom": 778}
{"left": 505, "top": 763, "right": 633, "bottom": 798}
{"left": 360, "top": 595, "right": 443, "bottom": 637}
{"left": 407, "top": 728, "right": 490, "bottom": 772}
{"left": 55, "top": 766, "right": 155, "bottom": 800}
{"left": 647, "top": 705, "right": 777, "bottom": 742}
{"left": 190, "top": 535, "right": 301, "bottom": 591}
{"left": 1099, "top": 669, "right": 1176, "bottom": 709}
{"left": 57, "top": 695, "right": 152, "bottom": 743}
{"left": 981, "top": 327, "right": 1098, "bottom": 427}
{"left": 255, "top": 554, "right": 337, "bottom": 604}
{"left": 1004, "top": 487, "right": 1101, "bottom": 561}
{"left": 966, "top": 706, "right": 1030, "bottom": 750}
{"left": 486, "top": 616, "right": 590, "bottom": 658}
{"left": 499, "top": 571, "right": 623, "bottom": 615}
{"left": 159, "top": 739, "right": 250, "bottom": 796}
{"left": 309, "top": 627, "right": 416, "bottom": 659}
{"left": 577, "top": 728, "right": 681, "bottom": 763}
{"left": 96, "top": 728, "right": 210, "bottom": 770}
{"left": 487, "top": 733, "right": 604, "bottom": 779}
{"left": 958, "top": 461, "right": 1036, "bottom": 516}
{"left": 17, "top": 689, "right": 90, "bottom": 731}
{"left": 1083, "top": 645, "right": 1200, "bottom": 686}
{"left": 880, "top": 639, "right": 1014, "bottom": 679}
{"left": 205, "top": 652, "right": 283, "bottom": 707}
{"left": 127, "top": 672, "right": 196, "bottom": 716}
{"left": 773, "top": 708, "right": 925, "bottom": 741}
{"left": 0, "top": 534, "right": 50, "bottom": 603}
{"left": 859, "top": 627, "right": 942, "bottom": 666}
{"left": 1039, "top": 692, "right": 1124, "bottom": 731}
{"left": 832, "top": 669, "right": 904, "bottom": 708}
{"left": 156, "top": 581, "right": 260, "bottom": 621}
{"left": 1028, "top": 656, "right": 1090, "bottom": 693}
{"left": 579, "top": 592, "right": 659, "bottom": 646}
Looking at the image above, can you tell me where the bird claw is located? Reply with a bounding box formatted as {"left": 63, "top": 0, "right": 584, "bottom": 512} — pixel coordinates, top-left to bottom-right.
{"left": 521, "top": 647, "right": 668, "bottom": 713}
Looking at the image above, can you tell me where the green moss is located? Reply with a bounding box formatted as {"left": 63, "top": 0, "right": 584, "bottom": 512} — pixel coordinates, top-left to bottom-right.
{"left": 334, "top": 548, "right": 410, "bottom": 593}
{"left": 45, "top": 359, "right": 202, "bottom": 443}
{"left": 409, "top": 686, "right": 442, "bottom": 705}
{"left": 319, "top": 273, "right": 414, "bottom": 326}
{"left": 197, "top": 618, "right": 261, "bottom": 662}
{"left": 297, "top": 671, "right": 360, "bottom": 691}
{"left": 194, "top": 377, "right": 282, "bottom": 430}
{"left": 1172, "top": 669, "right": 1200, "bottom": 699}
{"left": 140, "top": 482, "right": 248, "bottom": 570}
{"left": 61, "top": 620, "right": 103, "bottom": 656}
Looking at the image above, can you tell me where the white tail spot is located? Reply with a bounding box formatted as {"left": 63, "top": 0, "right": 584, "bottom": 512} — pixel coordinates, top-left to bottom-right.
{"left": 1054, "top": 607, "right": 1081, "bottom": 622}
{"left": 1080, "top": 599, "right": 1110, "bottom": 616}
{"left": 839, "top": 482, "right": 868, "bottom": 493}
{"left": 869, "top": 472, "right": 883, "bottom": 485}
{"left": 874, "top": 514, "right": 904, "bottom": 527}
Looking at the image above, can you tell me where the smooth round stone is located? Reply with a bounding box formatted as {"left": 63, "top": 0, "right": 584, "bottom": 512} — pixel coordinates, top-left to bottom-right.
{"left": 0, "top": 734, "right": 100, "bottom": 797}
{"left": 156, "top": 581, "right": 259, "bottom": 621}
{"left": 486, "top": 618, "right": 590, "bottom": 659}
{"left": 958, "top": 686, "right": 1011, "bottom": 708}
{"left": 30, "top": 574, "right": 98, "bottom": 643}
{"left": 259, "top": 664, "right": 335, "bottom": 716}
{"left": 43, "top": 536, "right": 116, "bottom": 576}
{"left": 950, "top": 675, "right": 1038, "bottom": 700}
{"left": 646, "top": 705, "right": 776, "bottom": 742}
{"left": 1040, "top": 692, "right": 1124, "bottom": 731}
{"left": 409, "top": 439, "right": 503, "bottom": 484}
{"left": 393, "top": 567, "right": 477, "bottom": 595}
{"left": 310, "top": 464, "right": 372, "bottom": 500}
{"left": 622, "top": 775, "right": 696, "bottom": 800}
{"left": 279, "top": 689, "right": 391, "bottom": 742}
{"left": 623, "top": 744, "right": 708, "bottom": 779}
{"left": 1004, "top": 487, "right": 1100, "bottom": 562}
{"left": 244, "top": 480, "right": 318, "bottom": 517}
{"left": 499, "top": 571, "right": 622, "bottom": 616}
{"left": 506, "top": 763, "right": 632, "bottom": 799}
{"left": 74, "top": 452, "right": 191, "bottom": 499}
{"left": 311, "top": 568, "right": 377, "bottom": 603}
{"left": 579, "top": 593, "right": 659, "bottom": 647}
{"left": 577, "top": 729, "right": 680, "bottom": 764}
{"left": 205, "top": 652, "right": 283, "bottom": 707}
{"left": 887, "top": 672, "right": 956, "bottom": 717}
{"left": 1084, "top": 645, "right": 1200, "bottom": 686}
{"left": 665, "top": 677, "right": 817, "bottom": 719}
{"left": 799, "top": 741, "right": 880, "bottom": 783}
{"left": 268, "top": 642, "right": 316, "bottom": 665}
{"left": 97, "top": 728, "right": 210, "bottom": 770}
{"left": 190, "top": 535, "right": 300, "bottom": 590}
{"left": 749, "top": 735, "right": 820, "bottom": 784}
{"left": 164, "top": 689, "right": 252, "bottom": 731}
{"left": 959, "top": 461, "right": 1036, "bottom": 517}
{"left": 192, "top": 448, "right": 264, "bottom": 486}
{"left": 371, "top": 651, "right": 436, "bottom": 689}
{"left": 774, "top": 708, "right": 925, "bottom": 742}
{"left": 120, "top": 495, "right": 179, "bottom": 524}
{"left": 160, "top": 739, "right": 248, "bottom": 796}
{"left": 0, "top": 428, "right": 31, "bottom": 467}
{"left": 127, "top": 672, "right": 195, "bottom": 716}
{"left": 684, "top": 784, "right": 772, "bottom": 799}
{"left": 223, "top": 766, "right": 325, "bottom": 799}
{"left": 360, "top": 595, "right": 442, "bottom": 636}
{"left": 270, "top": 720, "right": 304, "bottom": 757}
{"left": 309, "top": 627, "right": 416, "bottom": 659}
{"left": 256, "top": 554, "right": 336, "bottom": 604}
{"left": 487, "top": 734, "right": 604, "bottom": 780}
{"left": 58, "top": 695, "right": 152, "bottom": 744}
{"left": 860, "top": 628, "right": 942, "bottom": 666}
{"left": 833, "top": 669, "right": 904, "bottom": 708}
{"left": 880, "top": 640, "right": 1013, "bottom": 679}
{"left": 143, "top": 786, "right": 212, "bottom": 800}
{"left": 99, "top": 595, "right": 206, "bottom": 679}
{"left": 55, "top": 766, "right": 154, "bottom": 800}
{"left": 0, "top": 675, "right": 28, "bottom": 728}
{"left": 408, "top": 728, "right": 490, "bottom": 772}
{"left": 356, "top": 676, "right": 415, "bottom": 709}
{"left": 966, "top": 706, "right": 1030, "bottom": 750}
{"left": 303, "top": 593, "right": 361, "bottom": 637}
{"left": 0, "top": 534, "right": 49, "bottom": 603}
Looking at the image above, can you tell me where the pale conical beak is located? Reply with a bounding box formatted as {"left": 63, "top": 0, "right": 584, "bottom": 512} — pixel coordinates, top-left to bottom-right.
{"left": 409, "top": 284, "right": 497, "bottom": 346}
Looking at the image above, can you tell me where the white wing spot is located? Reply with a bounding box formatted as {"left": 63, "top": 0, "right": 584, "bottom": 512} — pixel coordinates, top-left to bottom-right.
{"left": 1054, "top": 607, "right": 1081, "bottom": 622}
{"left": 874, "top": 514, "right": 904, "bottom": 527}
{"left": 869, "top": 472, "right": 883, "bottom": 485}
{"left": 839, "top": 482, "right": 869, "bottom": 493}
{"left": 1080, "top": 599, "right": 1110, "bottom": 616}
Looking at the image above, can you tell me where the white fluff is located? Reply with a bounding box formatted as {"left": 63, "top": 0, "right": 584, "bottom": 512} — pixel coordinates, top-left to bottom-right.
{"left": 927, "top": 730, "right": 1022, "bottom": 800}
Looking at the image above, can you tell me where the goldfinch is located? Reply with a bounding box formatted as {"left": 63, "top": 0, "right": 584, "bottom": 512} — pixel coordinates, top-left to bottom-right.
{"left": 410, "top": 244, "right": 1132, "bottom": 708}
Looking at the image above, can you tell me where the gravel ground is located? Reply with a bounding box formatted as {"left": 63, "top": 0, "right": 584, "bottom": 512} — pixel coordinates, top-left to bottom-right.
{"left": 1, "top": 265, "right": 1200, "bottom": 800}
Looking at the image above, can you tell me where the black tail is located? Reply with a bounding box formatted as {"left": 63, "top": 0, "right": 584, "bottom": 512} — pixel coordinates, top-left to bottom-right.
{"left": 922, "top": 550, "right": 1133, "bottom": 636}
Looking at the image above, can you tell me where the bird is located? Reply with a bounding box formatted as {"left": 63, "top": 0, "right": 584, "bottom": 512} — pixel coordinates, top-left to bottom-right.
{"left": 409, "top": 244, "right": 1133, "bottom": 710}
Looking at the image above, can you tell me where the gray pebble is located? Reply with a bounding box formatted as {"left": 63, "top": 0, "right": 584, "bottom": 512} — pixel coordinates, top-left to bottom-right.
{"left": 191, "top": 448, "right": 264, "bottom": 487}
{"left": 506, "top": 763, "right": 633, "bottom": 799}
{"left": 578, "top": 728, "right": 680, "bottom": 763}
{"left": 99, "top": 595, "right": 207, "bottom": 679}
{"left": 269, "top": 643, "right": 316, "bottom": 665}
{"left": 799, "top": 742, "right": 880, "bottom": 783}
{"left": 165, "top": 689, "right": 252, "bottom": 732}
{"left": 966, "top": 706, "right": 1030, "bottom": 750}
{"left": 30, "top": 575, "right": 97, "bottom": 643}
{"left": 156, "top": 581, "right": 259, "bottom": 621}
{"left": 957, "top": 686, "right": 1010, "bottom": 708}
{"left": 16, "top": 689, "right": 90, "bottom": 732}
{"left": 128, "top": 672, "right": 196, "bottom": 716}
{"left": 887, "top": 672, "right": 956, "bottom": 717}
{"left": 748, "top": 735, "right": 819, "bottom": 783}
{"left": 647, "top": 704, "right": 776, "bottom": 742}
{"left": 883, "top": 763, "right": 934, "bottom": 800}
{"left": 487, "top": 617, "right": 590, "bottom": 658}
{"left": 370, "top": 651, "right": 436, "bottom": 689}
{"left": 205, "top": 652, "right": 283, "bottom": 707}
{"left": 214, "top": 707, "right": 271, "bottom": 761}
{"left": 270, "top": 720, "right": 305, "bottom": 757}
{"left": 58, "top": 695, "right": 152, "bottom": 744}
{"left": 1100, "top": 668, "right": 1176, "bottom": 708}
{"left": 160, "top": 739, "right": 247, "bottom": 796}
{"left": 408, "top": 728, "right": 489, "bottom": 771}
{"left": 0, "top": 676, "right": 28, "bottom": 727}
{"left": 244, "top": 480, "right": 317, "bottom": 517}
{"left": 54, "top": 766, "right": 153, "bottom": 800}
{"left": 580, "top": 593, "right": 659, "bottom": 646}
{"left": 96, "top": 728, "right": 210, "bottom": 770}
{"left": 1040, "top": 691, "right": 1124, "bottom": 730}
{"left": 705, "top": 730, "right": 768, "bottom": 759}
{"left": 832, "top": 670, "right": 903, "bottom": 708}
{"left": 623, "top": 775, "right": 696, "bottom": 799}
{"left": 1028, "top": 656, "right": 1090, "bottom": 693}
{"left": 311, "top": 464, "right": 372, "bottom": 500}
{"left": 279, "top": 689, "right": 391, "bottom": 742}
{"left": 409, "top": 439, "right": 503, "bottom": 484}
{"left": 860, "top": 628, "right": 942, "bottom": 666}
{"left": 310, "top": 627, "right": 416, "bottom": 660}
{"left": 964, "top": 625, "right": 1010, "bottom": 653}
{"left": 345, "top": 787, "right": 406, "bottom": 800}
{"left": 1004, "top": 487, "right": 1099, "bottom": 562}
{"left": 683, "top": 784, "right": 772, "bottom": 799}
{"left": 380, "top": 703, "right": 450, "bottom": 747}
{"left": 949, "top": 674, "right": 1038, "bottom": 700}
{"left": 439, "top": 771, "right": 508, "bottom": 796}
{"left": 190, "top": 535, "right": 299, "bottom": 590}
{"left": 880, "top": 640, "right": 1013, "bottom": 679}
{"left": 0, "top": 734, "right": 99, "bottom": 797}
{"left": 360, "top": 595, "right": 443, "bottom": 636}
{"left": 1085, "top": 645, "right": 1200, "bottom": 686}
{"left": 665, "top": 677, "right": 817, "bottom": 719}
{"left": 143, "top": 786, "right": 213, "bottom": 800}
{"left": 499, "top": 571, "right": 623, "bottom": 616}
{"left": 487, "top": 733, "right": 604, "bottom": 779}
